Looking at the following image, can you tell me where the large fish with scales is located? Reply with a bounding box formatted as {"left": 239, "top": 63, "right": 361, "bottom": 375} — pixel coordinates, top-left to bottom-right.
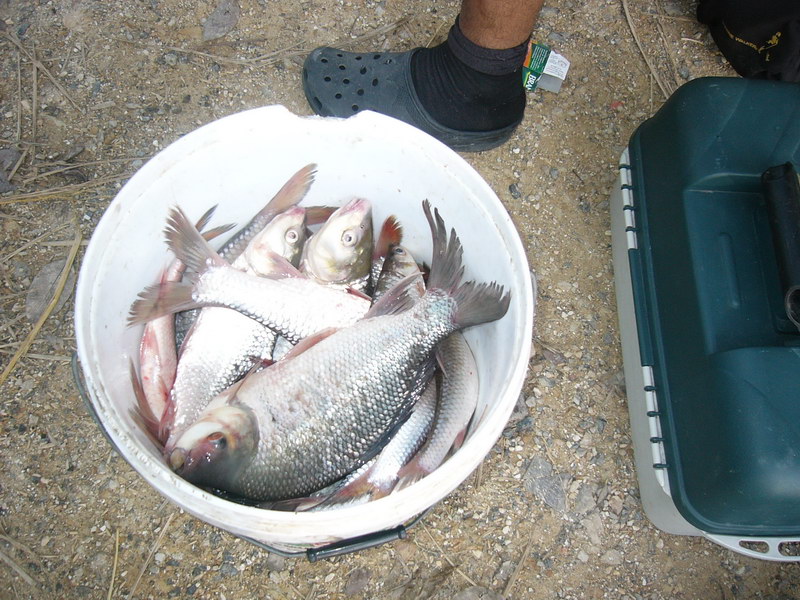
{"left": 165, "top": 201, "right": 510, "bottom": 501}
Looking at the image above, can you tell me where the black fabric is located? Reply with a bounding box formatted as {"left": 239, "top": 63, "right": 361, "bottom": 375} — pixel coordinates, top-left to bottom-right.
{"left": 698, "top": 0, "right": 800, "bottom": 81}
{"left": 410, "top": 19, "right": 526, "bottom": 132}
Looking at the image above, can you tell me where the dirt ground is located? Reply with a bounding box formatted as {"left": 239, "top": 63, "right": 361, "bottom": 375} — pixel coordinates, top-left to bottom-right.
{"left": 0, "top": 0, "right": 799, "bottom": 598}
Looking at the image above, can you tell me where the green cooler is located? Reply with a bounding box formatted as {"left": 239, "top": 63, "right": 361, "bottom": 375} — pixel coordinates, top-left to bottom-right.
{"left": 610, "top": 77, "right": 800, "bottom": 561}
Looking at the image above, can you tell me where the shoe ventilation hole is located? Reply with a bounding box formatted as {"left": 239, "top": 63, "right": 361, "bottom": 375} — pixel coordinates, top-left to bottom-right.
{"left": 351, "top": 105, "right": 359, "bottom": 112}
{"left": 339, "top": 64, "right": 346, "bottom": 70}
{"left": 336, "top": 53, "right": 343, "bottom": 58}
{"left": 343, "top": 78, "right": 350, "bottom": 85}
{"left": 360, "top": 67, "right": 367, "bottom": 75}
{"left": 384, "top": 58, "right": 394, "bottom": 65}
{"left": 373, "top": 54, "right": 381, "bottom": 59}
{"left": 323, "top": 76, "right": 331, "bottom": 82}
{"left": 357, "top": 89, "right": 364, "bottom": 96}
{"left": 335, "top": 93, "right": 342, "bottom": 99}
{"left": 355, "top": 55, "right": 362, "bottom": 60}
{"left": 372, "top": 78, "right": 378, "bottom": 86}
{"left": 320, "top": 58, "right": 328, "bottom": 64}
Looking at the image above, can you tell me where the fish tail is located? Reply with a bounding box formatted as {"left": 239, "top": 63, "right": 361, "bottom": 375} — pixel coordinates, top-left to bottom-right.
{"left": 394, "top": 454, "right": 432, "bottom": 491}
{"left": 372, "top": 215, "right": 403, "bottom": 262}
{"left": 314, "top": 471, "right": 378, "bottom": 508}
{"left": 256, "top": 163, "right": 317, "bottom": 218}
{"left": 422, "top": 200, "right": 510, "bottom": 328}
{"left": 165, "top": 206, "right": 228, "bottom": 274}
{"left": 127, "top": 281, "right": 200, "bottom": 326}
{"left": 129, "top": 360, "right": 163, "bottom": 444}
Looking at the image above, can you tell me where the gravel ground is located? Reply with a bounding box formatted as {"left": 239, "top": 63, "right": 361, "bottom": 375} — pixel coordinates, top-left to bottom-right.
{"left": 0, "top": 0, "right": 799, "bottom": 598}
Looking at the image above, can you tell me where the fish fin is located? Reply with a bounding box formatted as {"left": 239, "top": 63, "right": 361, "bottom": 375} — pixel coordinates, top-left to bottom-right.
{"left": 314, "top": 470, "right": 380, "bottom": 509}
{"left": 304, "top": 205, "right": 337, "bottom": 226}
{"left": 345, "top": 286, "right": 372, "bottom": 301}
{"left": 365, "top": 273, "right": 423, "bottom": 318}
{"left": 165, "top": 206, "right": 228, "bottom": 274}
{"left": 372, "top": 215, "right": 403, "bottom": 262}
{"left": 193, "top": 204, "right": 218, "bottom": 232}
{"left": 422, "top": 200, "right": 510, "bottom": 328}
{"left": 280, "top": 328, "right": 338, "bottom": 360}
{"left": 451, "top": 427, "right": 468, "bottom": 451}
{"left": 202, "top": 223, "right": 236, "bottom": 241}
{"left": 127, "top": 282, "right": 201, "bottom": 326}
{"left": 255, "top": 163, "right": 317, "bottom": 219}
{"left": 129, "top": 360, "right": 163, "bottom": 444}
{"left": 269, "top": 495, "right": 328, "bottom": 512}
{"left": 394, "top": 453, "right": 433, "bottom": 491}
{"left": 257, "top": 251, "right": 304, "bottom": 278}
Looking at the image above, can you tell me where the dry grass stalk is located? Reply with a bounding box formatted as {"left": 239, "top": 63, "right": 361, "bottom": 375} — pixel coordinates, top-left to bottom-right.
{"left": 22, "top": 156, "right": 149, "bottom": 185}
{"left": 0, "top": 222, "right": 71, "bottom": 263}
{"left": 420, "top": 522, "right": 478, "bottom": 587}
{"left": 0, "top": 225, "right": 82, "bottom": 388}
{"left": 502, "top": 534, "right": 535, "bottom": 598}
{"left": 0, "top": 547, "right": 39, "bottom": 588}
{"left": 3, "top": 31, "right": 82, "bottom": 112}
{"left": 107, "top": 528, "right": 120, "bottom": 600}
{"left": 128, "top": 511, "right": 176, "bottom": 598}
{"left": 0, "top": 349, "right": 71, "bottom": 362}
{"left": 621, "top": 0, "right": 669, "bottom": 99}
{"left": 0, "top": 173, "right": 127, "bottom": 205}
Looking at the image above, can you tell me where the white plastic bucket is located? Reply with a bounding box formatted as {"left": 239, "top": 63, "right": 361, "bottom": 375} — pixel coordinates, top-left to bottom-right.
{"left": 74, "top": 106, "right": 535, "bottom": 554}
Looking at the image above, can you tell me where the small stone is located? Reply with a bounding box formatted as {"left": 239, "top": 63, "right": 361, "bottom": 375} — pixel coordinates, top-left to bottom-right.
{"left": 577, "top": 550, "right": 589, "bottom": 563}
{"left": 344, "top": 567, "right": 371, "bottom": 595}
{"left": 219, "top": 563, "right": 238, "bottom": 577}
{"left": 453, "top": 586, "right": 504, "bottom": 600}
{"left": 522, "top": 456, "right": 570, "bottom": 513}
{"left": 164, "top": 52, "right": 178, "bottom": 66}
{"left": 600, "top": 549, "right": 623, "bottom": 566}
{"left": 509, "top": 183, "right": 522, "bottom": 199}
{"left": 154, "top": 552, "right": 165, "bottom": 565}
{"left": 265, "top": 553, "right": 287, "bottom": 572}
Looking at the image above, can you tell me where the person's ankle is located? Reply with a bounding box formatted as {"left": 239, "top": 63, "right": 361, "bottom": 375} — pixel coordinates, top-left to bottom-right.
{"left": 410, "top": 19, "right": 527, "bottom": 132}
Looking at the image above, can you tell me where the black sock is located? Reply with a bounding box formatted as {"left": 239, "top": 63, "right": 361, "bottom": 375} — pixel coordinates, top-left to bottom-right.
{"left": 411, "top": 17, "right": 528, "bottom": 132}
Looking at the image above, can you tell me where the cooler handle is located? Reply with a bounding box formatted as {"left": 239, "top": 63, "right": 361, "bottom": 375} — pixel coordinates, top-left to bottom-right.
{"left": 704, "top": 533, "right": 800, "bottom": 562}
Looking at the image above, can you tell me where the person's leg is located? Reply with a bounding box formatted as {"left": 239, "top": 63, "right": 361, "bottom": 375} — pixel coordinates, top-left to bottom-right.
{"left": 302, "top": 1, "right": 545, "bottom": 151}
{"left": 411, "top": 0, "right": 544, "bottom": 134}
{"left": 459, "top": 0, "right": 545, "bottom": 49}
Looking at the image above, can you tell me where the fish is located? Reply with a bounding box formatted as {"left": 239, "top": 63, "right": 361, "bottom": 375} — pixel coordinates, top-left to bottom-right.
{"left": 372, "top": 244, "right": 425, "bottom": 304}
{"left": 300, "top": 197, "right": 373, "bottom": 292}
{"left": 173, "top": 164, "right": 316, "bottom": 347}
{"left": 369, "top": 215, "right": 403, "bottom": 294}
{"left": 396, "top": 331, "right": 479, "bottom": 488}
{"left": 137, "top": 206, "right": 233, "bottom": 441}
{"left": 128, "top": 207, "right": 372, "bottom": 345}
{"left": 159, "top": 207, "right": 313, "bottom": 448}
{"left": 165, "top": 200, "right": 510, "bottom": 501}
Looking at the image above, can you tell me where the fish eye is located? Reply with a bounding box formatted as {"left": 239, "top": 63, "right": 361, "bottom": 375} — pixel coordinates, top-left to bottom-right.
{"left": 341, "top": 230, "right": 357, "bottom": 246}
{"left": 392, "top": 246, "right": 405, "bottom": 255}
{"left": 207, "top": 432, "right": 227, "bottom": 448}
{"left": 285, "top": 229, "right": 299, "bottom": 243}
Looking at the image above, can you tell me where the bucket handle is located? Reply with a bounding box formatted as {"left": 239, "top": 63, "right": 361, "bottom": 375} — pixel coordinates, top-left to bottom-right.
{"left": 704, "top": 533, "right": 800, "bottom": 562}
{"left": 240, "top": 509, "right": 430, "bottom": 561}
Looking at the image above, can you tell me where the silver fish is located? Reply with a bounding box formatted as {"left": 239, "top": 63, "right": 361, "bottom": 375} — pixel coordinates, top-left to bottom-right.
{"left": 300, "top": 197, "right": 373, "bottom": 292}
{"left": 396, "top": 331, "right": 479, "bottom": 488}
{"left": 160, "top": 208, "right": 310, "bottom": 449}
{"left": 174, "top": 164, "right": 316, "bottom": 347}
{"left": 372, "top": 244, "right": 424, "bottom": 304}
{"left": 128, "top": 208, "right": 372, "bottom": 346}
{"left": 137, "top": 206, "right": 233, "bottom": 442}
{"left": 369, "top": 215, "right": 403, "bottom": 295}
{"left": 166, "top": 201, "right": 510, "bottom": 501}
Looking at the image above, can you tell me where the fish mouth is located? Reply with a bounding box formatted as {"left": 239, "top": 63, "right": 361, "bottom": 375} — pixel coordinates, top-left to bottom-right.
{"left": 339, "top": 197, "right": 371, "bottom": 216}
{"left": 169, "top": 447, "right": 187, "bottom": 472}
